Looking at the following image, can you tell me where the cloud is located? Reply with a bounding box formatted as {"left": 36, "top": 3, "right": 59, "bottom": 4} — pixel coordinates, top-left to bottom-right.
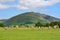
{"left": 0, "top": 0, "right": 15, "bottom": 9}
{"left": 0, "top": 0, "right": 60, "bottom": 10}
{"left": 0, "top": 4, "right": 11, "bottom": 9}
{"left": 18, "top": 0, "right": 60, "bottom": 10}
{"left": 0, "top": 0, "right": 15, "bottom": 2}
{"left": 17, "top": 6, "right": 29, "bottom": 10}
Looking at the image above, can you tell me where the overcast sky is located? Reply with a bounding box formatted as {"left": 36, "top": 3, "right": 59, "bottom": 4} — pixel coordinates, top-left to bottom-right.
{"left": 0, "top": 0, "right": 60, "bottom": 19}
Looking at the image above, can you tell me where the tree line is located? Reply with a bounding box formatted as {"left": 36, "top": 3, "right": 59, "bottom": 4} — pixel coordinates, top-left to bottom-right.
{"left": 35, "top": 21, "right": 60, "bottom": 28}
{"left": 0, "top": 21, "right": 60, "bottom": 28}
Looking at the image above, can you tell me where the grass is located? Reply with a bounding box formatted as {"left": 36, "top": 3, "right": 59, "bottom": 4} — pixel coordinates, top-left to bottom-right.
{"left": 0, "top": 28, "right": 60, "bottom": 40}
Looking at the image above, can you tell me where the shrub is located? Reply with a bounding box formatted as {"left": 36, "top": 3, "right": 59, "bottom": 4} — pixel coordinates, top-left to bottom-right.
{"left": 35, "top": 22, "right": 43, "bottom": 27}
{"left": 0, "top": 23, "right": 4, "bottom": 27}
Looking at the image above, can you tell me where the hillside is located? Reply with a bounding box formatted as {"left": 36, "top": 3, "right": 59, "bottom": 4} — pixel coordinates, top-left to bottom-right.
{"left": 0, "top": 19, "right": 7, "bottom": 23}
{"left": 4, "top": 12, "right": 60, "bottom": 26}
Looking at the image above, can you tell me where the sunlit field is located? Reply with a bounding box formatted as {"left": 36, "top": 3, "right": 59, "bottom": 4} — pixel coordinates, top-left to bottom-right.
{"left": 0, "top": 27, "right": 60, "bottom": 40}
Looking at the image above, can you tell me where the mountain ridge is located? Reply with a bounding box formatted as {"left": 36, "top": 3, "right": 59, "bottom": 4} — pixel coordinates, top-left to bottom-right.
{"left": 4, "top": 12, "right": 60, "bottom": 26}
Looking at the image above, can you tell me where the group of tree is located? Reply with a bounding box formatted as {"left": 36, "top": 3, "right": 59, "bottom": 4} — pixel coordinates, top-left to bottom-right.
{"left": 35, "top": 22, "right": 43, "bottom": 27}
{"left": 0, "top": 21, "right": 60, "bottom": 28}
{"left": 0, "top": 23, "right": 4, "bottom": 27}
{"left": 35, "top": 21, "right": 60, "bottom": 28}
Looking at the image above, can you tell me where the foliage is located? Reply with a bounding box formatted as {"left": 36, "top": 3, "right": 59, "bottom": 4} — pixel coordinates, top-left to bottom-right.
{"left": 57, "top": 21, "right": 60, "bottom": 28}
{"left": 45, "top": 23, "right": 50, "bottom": 27}
{"left": 0, "top": 23, "right": 4, "bottom": 27}
{"left": 35, "top": 21, "right": 60, "bottom": 28}
{"left": 46, "top": 21, "right": 60, "bottom": 28}
{"left": 35, "top": 22, "right": 43, "bottom": 27}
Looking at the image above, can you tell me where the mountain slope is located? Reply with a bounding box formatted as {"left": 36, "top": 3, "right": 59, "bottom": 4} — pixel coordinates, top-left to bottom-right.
{"left": 0, "top": 19, "right": 7, "bottom": 23}
{"left": 4, "top": 12, "right": 60, "bottom": 26}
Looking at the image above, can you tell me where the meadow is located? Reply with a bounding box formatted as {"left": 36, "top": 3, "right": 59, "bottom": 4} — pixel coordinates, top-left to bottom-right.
{"left": 0, "top": 28, "right": 60, "bottom": 40}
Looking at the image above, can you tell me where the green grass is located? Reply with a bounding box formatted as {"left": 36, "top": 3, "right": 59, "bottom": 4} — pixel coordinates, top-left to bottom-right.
{"left": 0, "top": 28, "right": 60, "bottom": 40}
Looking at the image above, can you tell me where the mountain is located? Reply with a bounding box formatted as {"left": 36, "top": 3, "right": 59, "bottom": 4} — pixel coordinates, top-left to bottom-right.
{"left": 4, "top": 12, "right": 60, "bottom": 26}
{"left": 0, "top": 19, "right": 7, "bottom": 23}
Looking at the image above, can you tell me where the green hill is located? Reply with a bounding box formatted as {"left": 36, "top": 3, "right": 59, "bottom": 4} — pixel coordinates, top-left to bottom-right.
{"left": 4, "top": 12, "right": 60, "bottom": 26}
{"left": 0, "top": 19, "right": 7, "bottom": 23}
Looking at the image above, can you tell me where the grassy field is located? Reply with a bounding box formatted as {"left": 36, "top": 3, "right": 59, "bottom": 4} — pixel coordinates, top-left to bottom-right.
{"left": 0, "top": 28, "right": 60, "bottom": 40}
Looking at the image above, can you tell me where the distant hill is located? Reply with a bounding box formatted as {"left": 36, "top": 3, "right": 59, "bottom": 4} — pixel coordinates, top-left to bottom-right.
{"left": 0, "top": 19, "right": 7, "bottom": 23}
{"left": 4, "top": 12, "right": 60, "bottom": 26}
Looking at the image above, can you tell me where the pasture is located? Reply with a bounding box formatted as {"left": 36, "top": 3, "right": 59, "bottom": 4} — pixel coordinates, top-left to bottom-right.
{"left": 0, "top": 28, "right": 60, "bottom": 40}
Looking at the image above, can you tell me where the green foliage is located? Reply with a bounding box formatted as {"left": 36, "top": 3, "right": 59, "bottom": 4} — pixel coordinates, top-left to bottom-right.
{"left": 49, "top": 22, "right": 55, "bottom": 27}
{"left": 50, "top": 22, "right": 58, "bottom": 26}
{"left": 35, "top": 22, "right": 43, "bottom": 27}
{"left": 45, "top": 23, "right": 50, "bottom": 27}
{"left": 57, "top": 21, "right": 60, "bottom": 28}
{"left": 0, "top": 23, "right": 4, "bottom": 27}
{"left": 35, "top": 21, "right": 60, "bottom": 28}
{"left": 49, "top": 21, "right": 60, "bottom": 28}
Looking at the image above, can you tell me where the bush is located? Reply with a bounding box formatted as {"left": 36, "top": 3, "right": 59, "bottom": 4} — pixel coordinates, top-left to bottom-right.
{"left": 35, "top": 22, "right": 43, "bottom": 27}
{"left": 0, "top": 23, "right": 4, "bottom": 27}
{"left": 45, "top": 23, "right": 50, "bottom": 27}
{"left": 49, "top": 21, "right": 60, "bottom": 28}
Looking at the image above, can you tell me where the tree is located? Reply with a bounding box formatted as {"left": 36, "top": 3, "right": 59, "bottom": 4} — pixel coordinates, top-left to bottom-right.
{"left": 57, "top": 21, "right": 60, "bottom": 28}
{"left": 45, "top": 23, "right": 50, "bottom": 27}
{"left": 35, "top": 22, "right": 43, "bottom": 27}
{"left": 49, "top": 22, "right": 58, "bottom": 27}
{"left": 49, "top": 21, "right": 60, "bottom": 28}
{"left": 0, "top": 23, "right": 4, "bottom": 27}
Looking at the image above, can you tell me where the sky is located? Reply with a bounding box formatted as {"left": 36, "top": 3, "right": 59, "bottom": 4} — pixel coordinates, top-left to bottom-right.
{"left": 0, "top": 0, "right": 60, "bottom": 19}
